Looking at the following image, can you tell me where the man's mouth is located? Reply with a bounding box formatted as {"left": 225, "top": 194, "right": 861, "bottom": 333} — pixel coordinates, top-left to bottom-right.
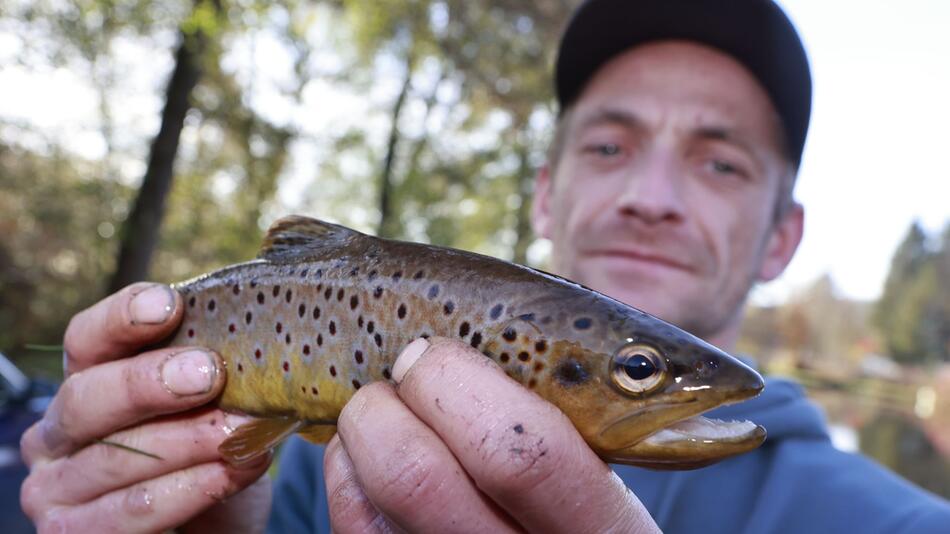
{"left": 587, "top": 249, "right": 693, "bottom": 272}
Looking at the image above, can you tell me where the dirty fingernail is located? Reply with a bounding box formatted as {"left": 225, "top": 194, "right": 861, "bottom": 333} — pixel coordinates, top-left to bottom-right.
{"left": 162, "top": 350, "right": 217, "bottom": 396}
{"left": 392, "top": 338, "right": 430, "bottom": 384}
{"left": 130, "top": 284, "right": 176, "bottom": 325}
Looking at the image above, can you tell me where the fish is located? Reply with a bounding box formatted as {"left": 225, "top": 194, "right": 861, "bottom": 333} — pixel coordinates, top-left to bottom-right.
{"left": 165, "top": 215, "right": 766, "bottom": 470}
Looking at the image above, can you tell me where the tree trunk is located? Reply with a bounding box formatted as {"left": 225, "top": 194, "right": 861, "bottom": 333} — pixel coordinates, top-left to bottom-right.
{"left": 512, "top": 129, "right": 534, "bottom": 265}
{"left": 107, "top": 30, "right": 206, "bottom": 293}
{"left": 377, "top": 63, "right": 413, "bottom": 239}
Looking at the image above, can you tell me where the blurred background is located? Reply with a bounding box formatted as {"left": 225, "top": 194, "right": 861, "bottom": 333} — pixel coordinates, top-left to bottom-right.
{"left": 0, "top": 0, "right": 947, "bottom": 520}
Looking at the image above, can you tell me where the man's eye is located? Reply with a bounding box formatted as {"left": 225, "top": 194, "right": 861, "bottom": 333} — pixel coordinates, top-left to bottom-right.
{"left": 710, "top": 160, "right": 740, "bottom": 175}
{"left": 584, "top": 143, "right": 622, "bottom": 156}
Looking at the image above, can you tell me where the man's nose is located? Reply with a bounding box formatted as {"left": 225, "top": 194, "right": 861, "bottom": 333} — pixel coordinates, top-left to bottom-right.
{"left": 615, "top": 156, "right": 685, "bottom": 224}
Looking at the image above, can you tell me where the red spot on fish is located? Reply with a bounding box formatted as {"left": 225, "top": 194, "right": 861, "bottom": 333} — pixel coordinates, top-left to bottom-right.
{"left": 303, "top": 344, "right": 311, "bottom": 355}
{"left": 255, "top": 349, "right": 262, "bottom": 359}
{"left": 500, "top": 352, "right": 510, "bottom": 363}
{"left": 228, "top": 323, "right": 236, "bottom": 333}
{"left": 354, "top": 350, "right": 363, "bottom": 364}
{"left": 397, "top": 304, "right": 407, "bottom": 320}
{"left": 232, "top": 284, "right": 240, "bottom": 295}
{"left": 276, "top": 322, "right": 283, "bottom": 334}
{"left": 535, "top": 340, "right": 547, "bottom": 353}
{"left": 534, "top": 361, "right": 544, "bottom": 372}
{"left": 350, "top": 295, "right": 359, "bottom": 310}
{"left": 518, "top": 351, "right": 530, "bottom": 362}
{"left": 187, "top": 328, "right": 195, "bottom": 338}
{"left": 528, "top": 378, "right": 537, "bottom": 388}
{"left": 283, "top": 361, "right": 289, "bottom": 372}
{"left": 329, "top": 365, "right": 337, "bottom": 377}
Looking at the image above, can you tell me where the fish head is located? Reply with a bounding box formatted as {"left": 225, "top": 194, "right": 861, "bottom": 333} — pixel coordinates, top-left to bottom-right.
{"left": 542, "top": 309, "right": 765, "bottom": 469}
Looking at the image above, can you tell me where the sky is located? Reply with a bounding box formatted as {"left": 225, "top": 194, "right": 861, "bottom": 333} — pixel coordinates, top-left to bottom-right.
{"left": 0, "top": 1, "right": 948, "bottom": 304}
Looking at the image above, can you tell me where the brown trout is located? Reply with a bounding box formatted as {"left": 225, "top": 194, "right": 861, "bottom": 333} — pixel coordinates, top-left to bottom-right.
{"left": 166, "top": 215, "right": 766, "bottom": 469}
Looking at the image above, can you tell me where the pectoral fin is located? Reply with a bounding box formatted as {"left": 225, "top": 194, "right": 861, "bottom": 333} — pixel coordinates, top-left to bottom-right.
{"left": 219, "top": 418, "right": 304, "bottom": 465}
{"left": 298, "top": 424, "right": 337, "bottom": 444}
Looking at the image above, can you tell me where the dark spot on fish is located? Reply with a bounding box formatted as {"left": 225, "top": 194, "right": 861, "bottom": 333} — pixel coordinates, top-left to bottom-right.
{"left": 513, "top": 424, "right": 524, "bottom": 434}
{"left": 232, "top": 284, "right": 240, "bottom": 295}
{"left": 382, "top": 368, "right": 391, "bottom": 380}
{"left": 373, "top": 286, "right": 384, "bottom": 299}
{"left": 354, "top": 350, "right": 364, "bottom": 364}
{"left": 207, "top": 299, "right": 216, "bottom": 312}
{"left": 502, "top": 328, "right": 517, "bottom": 342}
{"left": 245, "top": 311, "right": 252, "bottom": 324}
{"left": 500, "top": 352, "right": 510, "bottom": 363}
{"left": 528, "top": 378, "right": 537, "bottom": 388}
{"left": 273, "top": 286, "right": 281, "bottom": 298}
{"left": 237, "top": 363, "right": 243, "bottom": 373}
{"left": 357, "top": 315, "right": 364, "bottom": 328}
{"left": 374, "top": 333, "right": 382, "bottom": 348}
{"left": 313, "top": 306, "right": 321, "bottom": 320}
{"left": 413, "top": 270, "right": 424, "bottom": 280}
{"left": 301, "top": 386, "right": 306, "bottom": 393}
{"left": 573, "top": 317, "right": 592, "bottom": 330}
{"left": 337, "top": 288, "right": 344, "bottom": 301}
{"left": 254, "top": 349, "right": 262, "bottom": 359}
{"left": 317, "top": 283, "right": 323, "bottom": 292}
{"left": 329, "top": 365, "right": 336, "bottom": 376}
{"left": 367, "top": 321, "right": 375, "bottom": 333}
{"left": 300, "top": 269, "right": 308, "bottom": 278}
{"left": 298, "top": 303, "right": 306, "bottom": 318}
{"left": 427, "top": 285, "right": 439, "bottom": 299}
{"left": 283, "top": 361, "right": 289, "bottom": 372}
{"left": 350, "top": 295, "right": 359, "bottom": 310}
{"left": 257, "top": 292, "right": 265, "bottom": 304}
{"left": 533, "top": 361, "right": 544, "bottom": 372}
{"left": 188, "top": 296, "right": 196, "bottom": 308}
{"left": 285, "top": 333, "right": 291, "bottom": 344}
{"left": 443, "top": 301, "right": 455, "bottom": 315}
{"left": 317, "top": 333, "right": 323, "bottom": 346}
{"left": 555, "top": 359, "right": 589, "bottom": 386}
{"left": 470, "top": 331, "right": 482, "bottom": 348}
{"left": 228, "top": 323, "right": 236, "bottom": 333}
{"left": 352, "top": 379, "right": 362, "bottom": 389}
{"left": 303, "top": 344, "right": 311, "bottom": 355}
{"left": 316, "top": 269, "right": 323, "bottom": 278}
{"left": 518, "top": 351, "right": 530, "bottom": 362}
{"left": 349, "top": 267, "right": 358, "bottom": 277}
{"left": 535, "top": 340, "right": 547, "bottom": 353}
{"left": 392, "top": 271, "right": 402, "bottom": 282}
{"left": 368, "top": 270, "right": 378, "bottom": 281}
{"left": 250, "top": 280, "right": 258, "bottom": 288}
{"left": 276, "top": 322, "right": 282, "bottom": 334}
{"left": 329, "top": 321, "right": 336, "bottom": 335}
{"left": 541, "top": 315, "right": 553, "bottom": 325}
{"left": 324, "top": 288, "right": 332, "bottom": 300}
{"left": 187, "top": 328, "right": 194, "bottom": 338}
{"left": 459, "top": 322, "right": 471, "bottom": 338}
{"left": 518, "top": 313, "right": 535, "bottom": 322}
{"left": 397, "top": 303, "right": 407, "bottom": 320}
{"left": 490, "top": 304, "right": 503, "bottom": 320}
{"left": 285, "top": 289, "right": 293, "bottom": 303}
{"left": 311, "top": 386, "right": 318, "bottom": 395}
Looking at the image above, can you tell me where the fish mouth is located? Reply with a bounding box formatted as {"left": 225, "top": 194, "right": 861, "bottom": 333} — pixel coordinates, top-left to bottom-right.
{"left": 599, "top": 413, "right": 766, "bottom": 470}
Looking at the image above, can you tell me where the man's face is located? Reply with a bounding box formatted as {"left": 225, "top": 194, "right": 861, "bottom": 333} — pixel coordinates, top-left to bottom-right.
{"left": 533, "top": 41, "right": 803, "bottom": 343}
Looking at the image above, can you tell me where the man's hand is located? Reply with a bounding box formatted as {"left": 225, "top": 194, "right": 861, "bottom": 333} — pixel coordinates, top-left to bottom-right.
{"left": 324, "top": 337, "right": 661, "bottom": 534}
{"left": 20, "top": 283, "right": 272, "bottom": 533}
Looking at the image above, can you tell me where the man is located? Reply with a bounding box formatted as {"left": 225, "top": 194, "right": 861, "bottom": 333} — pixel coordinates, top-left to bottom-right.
{"left": 20, "top": 0, "right": 950, "bottom": 532}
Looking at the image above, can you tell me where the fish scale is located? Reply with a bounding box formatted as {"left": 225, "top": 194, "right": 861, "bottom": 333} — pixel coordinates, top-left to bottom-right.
{"left": 164, "top": 215, "right": 768, "bottom": 469}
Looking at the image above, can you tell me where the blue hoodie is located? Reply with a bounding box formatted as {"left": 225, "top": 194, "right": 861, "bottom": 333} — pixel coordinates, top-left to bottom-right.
{"left": 266, "top": 377, "right": 950, "bottom": 533}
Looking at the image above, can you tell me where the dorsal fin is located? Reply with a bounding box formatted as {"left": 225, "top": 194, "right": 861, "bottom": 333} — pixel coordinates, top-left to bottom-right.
{"left": 259, "top": 215, "right": 364, "bottom": 263}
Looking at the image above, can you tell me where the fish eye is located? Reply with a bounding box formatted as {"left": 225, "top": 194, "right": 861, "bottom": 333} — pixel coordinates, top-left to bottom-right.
{"left": 610, "top": 344, "right": 667, "bottom": 395}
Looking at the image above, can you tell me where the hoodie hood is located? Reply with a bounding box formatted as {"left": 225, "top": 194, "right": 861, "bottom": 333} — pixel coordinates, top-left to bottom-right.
{"left": 705, "top": 376, "right": 830, "bottom": 443}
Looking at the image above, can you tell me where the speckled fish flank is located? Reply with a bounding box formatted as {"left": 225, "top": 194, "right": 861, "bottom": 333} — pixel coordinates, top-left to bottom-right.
{"left": 166, "top": 215, "right": 767, "bottom": 469}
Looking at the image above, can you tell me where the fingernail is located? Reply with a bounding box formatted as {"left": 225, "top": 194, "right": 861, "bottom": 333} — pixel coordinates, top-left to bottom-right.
{"left": 392, "top": 338, "right": 430, "bottom": 384}
{"left": 130, "top": 284, "right": 176, "bottom": 325}
{"left": 162, "top": 350, "right": 217, "bottom": 396}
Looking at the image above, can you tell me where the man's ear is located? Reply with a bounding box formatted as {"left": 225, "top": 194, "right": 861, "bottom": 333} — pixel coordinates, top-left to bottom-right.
{"left": 531, "top": 164, "right": 554, "bottom": 239}
{"left": 758, "top": 202, "right": 804, "bottom": 282}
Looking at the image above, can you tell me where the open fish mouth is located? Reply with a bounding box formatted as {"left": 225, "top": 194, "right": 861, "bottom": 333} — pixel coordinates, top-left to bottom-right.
{"left": 600, "top": 415, "right": 766, "bottom": 469}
